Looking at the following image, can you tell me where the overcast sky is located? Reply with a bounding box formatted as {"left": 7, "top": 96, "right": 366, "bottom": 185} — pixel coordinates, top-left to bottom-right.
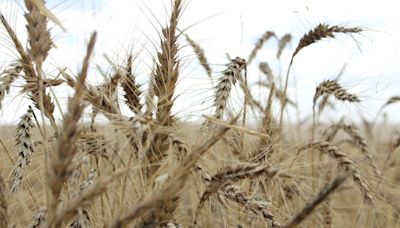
{"left": 1, "top": 0, "right": 400, "bottom": 124}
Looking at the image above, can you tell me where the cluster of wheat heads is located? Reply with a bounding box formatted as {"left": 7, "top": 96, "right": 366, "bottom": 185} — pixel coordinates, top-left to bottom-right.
{"left": 0, "top": 0, "right": 399, "bottom": 227}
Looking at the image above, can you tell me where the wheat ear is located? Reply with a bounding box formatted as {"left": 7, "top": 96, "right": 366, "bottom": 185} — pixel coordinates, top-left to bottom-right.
{"left": 24, "top": 0, "right": 58, "bottom": 133}
{"left": 30, "top": 208, "right": 47, "bottom": 228}
{"left": 195, "top": 164, "right": 280, "bottom": 224}
{"left": 276, "top": 33, "right": 292, "bottom": 59}
{"left": 213, "top": 57, "right": 246, "bottom": 120}
{"left": 24, "top": 0, "right": 52, "bottom": 66}
{"left": 11, "top": 107, "right": 35, "bottom": 192}
{"left": 304, "top": 141, "right": 374, "bottom": 204}
{"left": 185, "top": 33, "right": 212, "bottom": 78}
{"left": 154, "top": 0, "right": 182, "bottom": 126}
{"left": 328, "top": 124, "right": 380, "bottom": 178}
{"left": 121, "top": 54, "right": 142, "bottom": 114}
{"left": 220, "top": 184, "right": 280, "bottom": 227}
{"left": 147, "top": 0, "right": 183, "bottom": 177}
{"left": 248, "top": 31, "right": 276, "bottom": 64}
{"left": 0, "top": 61, "right": 23, "bottom": 109}
{"left": 313, "top": 80, "right": 360, "bottom": 108}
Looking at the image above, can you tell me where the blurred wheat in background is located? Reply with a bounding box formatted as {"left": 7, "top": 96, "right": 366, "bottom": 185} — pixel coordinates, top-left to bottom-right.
{"left": 0, "top": 0, "right": 399, "bottom": 227}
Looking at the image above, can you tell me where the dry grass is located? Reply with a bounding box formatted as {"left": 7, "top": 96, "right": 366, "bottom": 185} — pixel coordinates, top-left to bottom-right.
{"left": 0, "top": 1, "right": 399, "bottom": 228}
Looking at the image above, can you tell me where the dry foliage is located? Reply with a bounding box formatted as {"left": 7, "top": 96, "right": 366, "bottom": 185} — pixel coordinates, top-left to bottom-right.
{"left": 0, "top": 1, "right": 398, "bottom": 228}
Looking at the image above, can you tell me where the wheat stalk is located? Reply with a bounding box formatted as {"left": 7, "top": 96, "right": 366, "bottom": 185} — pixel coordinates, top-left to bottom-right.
{"left": 0, "top": 173, "right": 8, "bottom": 228}
{"left": 321, "top": 168, "right": 333, "bottom": 228}
{"left": 252, "top": 83, "right": 275, "bottom": 162}
{"left": 282, "top": 172, "right": 349, "bottom": 228}
{"left": 47, "top": 32, "right": 96, "bottom": 228}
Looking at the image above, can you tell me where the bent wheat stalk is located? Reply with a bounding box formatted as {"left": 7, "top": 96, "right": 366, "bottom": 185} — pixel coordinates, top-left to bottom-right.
{"left": 47, "top": 32, "right": 97, "bottom": 228}
{"left": 279, "top": 24, "right": 362, "bottom": 128}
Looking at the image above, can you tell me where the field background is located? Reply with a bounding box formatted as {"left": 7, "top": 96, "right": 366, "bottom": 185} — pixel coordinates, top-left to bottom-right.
{"left": 0, "top": 0, "right": 400, "bottom": 227}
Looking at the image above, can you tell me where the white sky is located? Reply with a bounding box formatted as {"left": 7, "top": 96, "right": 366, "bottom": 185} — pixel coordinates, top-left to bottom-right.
{"left": 1, "top": 0, "right": 400, "bottom": 124}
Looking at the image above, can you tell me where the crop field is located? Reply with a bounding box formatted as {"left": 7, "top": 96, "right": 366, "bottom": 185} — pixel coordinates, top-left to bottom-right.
{"left": 0, "top": 0, "right": 399, "bottom": 227}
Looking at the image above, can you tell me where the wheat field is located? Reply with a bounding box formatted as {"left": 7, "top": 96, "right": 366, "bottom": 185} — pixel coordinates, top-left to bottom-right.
{"left": 0, "top": 0, "right": 399, "bottom": 227}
